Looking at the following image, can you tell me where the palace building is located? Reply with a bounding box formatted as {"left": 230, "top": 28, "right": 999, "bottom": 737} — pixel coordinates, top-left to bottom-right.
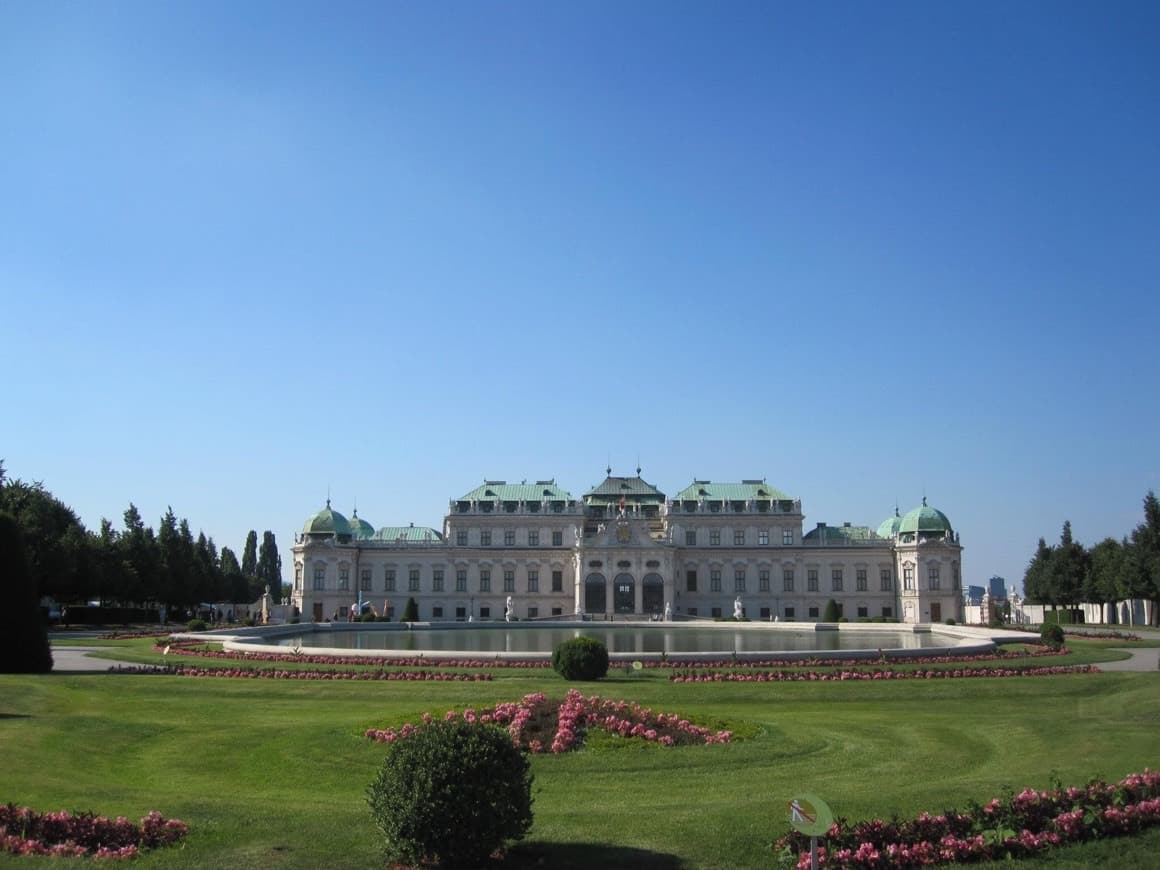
{"left": 290, "top": 471, "right": 963, "bottom": 625}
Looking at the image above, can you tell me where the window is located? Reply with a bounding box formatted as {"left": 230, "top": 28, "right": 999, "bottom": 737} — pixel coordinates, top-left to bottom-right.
{"left": 759, "top": 569, "right": 770, "bottom": 592}
{"left": 857, "top": 606, "right": 869, "bottom": 618}
{"left": 783, "top": 568, "right": 795, "bottom": 592}
{"left": 552, "top": 570, "right": 563, "bottom": 592}
{"left": 527, "top": 570, "right": 539, "bottom": 593}
{"left": 456, "top": 530, "right": 468, "bottom": 546}
{"left": 685, "top": 530, "right": 696, "bottom": 546}
{"left": 808, "top": 606, "right": 819, "bottom": 619}
{"left": 710, "top": 530, "right": 721, "bottom": 546}
{"left": 759, "top": 607, "right": 771, "bottom": 620}
{"left": 904, "top": 566, "right": 915, "bottom": 590}
{"left": 832, "top": 568, "right": 843, "bottom": 592}
{"left": 432, "top": 606, "right": 443, "bottom": 619}
{"left": 503, "top": 570, "right": 515, "bottom": 593}
{"left": 880, "top": 569, "right": 892, "bottom": 591}
{"left": 552, "top": 531, "right": 563, "bottom": 546}
{"left": 456, "top": 569, "right": 467, "bottom": 593}
{"left": 710, "top": 569, "right": 722, "bottom": 592}
{"left": 734, "top": 569, "right": 746, "bottom": 593}
{"left": 856, "top": 568, "right": 867, "bottom": 592}
{"left": 686, "top": 569, "right": 698, "bottom": 592}
{"left": 711, "top": 607, "right": 722, "bottom": 618}
{"left": 782, "top": 529, "right": 794, "bottom": 545}
{"left": 928, "top": 565, "right": 940, "bottom": 590}
{"left": 733, "top": 530, "right": 745, "bottom": 546}
{"left": 527, "top": 606, "right": 538, "bottom": 619}
{"left": 294, "top": 565, "right": 302, "bottom": 591}
{"left": 882, "top": 606, "right": 893, "bottom": 618}
{"left": 784, "top": 606, "right": 795, "bottom": 620}
{"left": 433, "top": 568, "right": 444, "bottom": 592}
{"left": 480, "top": 531, "right": 491, "bottom": 546}
{"left": 952, "top": 563, "right": 960, "bottom": 589}
{"left": 528, "top": 530, "right": 539, "bottom": 547}
{"left": 313, "top": 566, "right": 325, "bottom": 591}
{"left": 551, "top": 607, "right": 562, "bottom": 616}
{"left": 807, "top": 569, "right": 819, "bottom": 592}
{"left": 479, "top": 606, "right": 490, "bottom": 618}
{"left": 504, "top": 530, "right": 515, "bottom": 546}
{"left": 409, "top": 568, "right": 420, "bottom": 592}
{"left": 758, "top": 530, "right": 769, "bottom": 546}
{"left": 687, "top": 607, "right": 698, "bottom": 617}
{"left": 455, "top": 606, "right": 466, "bottom": 621}
{"left": 479, "top": 570, "right": 491, "bottom": 592}
{"left": 338, "top": 566, "right": 349, "bottom": 591}
{"left": 385, "top": 569, "right": 396, "bottom": 592}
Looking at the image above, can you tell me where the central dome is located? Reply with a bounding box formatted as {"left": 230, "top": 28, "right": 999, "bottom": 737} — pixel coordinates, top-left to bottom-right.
{"left": 303, "top": 501, "right": 352, "bottom": 538}
{"left": 898, "top": 499, "right": 953, "bottom": 536}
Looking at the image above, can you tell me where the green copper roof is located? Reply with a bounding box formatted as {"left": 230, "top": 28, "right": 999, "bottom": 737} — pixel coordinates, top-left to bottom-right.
{"left": 455, "top": 480, "right": 573, "bottom": 503}
{"left": 898, "top": 499, "right": 953, "bottom": 535}
{"left": 349, "top": 510, "right": 375, "bottom": 539}
{"left": 803, "top": 524, "right": 878, "bottom": 544}
{"left": 303, "top": 502, "right": 352, "bottom": 537}
{"left": 876, "top": 509, "right": 902, "bottom": 539}
{"left": 372, "top": 525, "right": 444, "bottom": 543}
{"left": 583, "top": 474, "right": 666, "bottom": 503}
{"left": 672, "top": 480, "right": 789, "bottom": 502}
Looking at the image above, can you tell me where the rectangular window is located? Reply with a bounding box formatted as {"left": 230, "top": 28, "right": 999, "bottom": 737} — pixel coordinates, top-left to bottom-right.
{"left": 503, "top": 570, "right": 515, "bottom": 593}
{"left": 552, "top": 531, "right": 563, "bottom": 546}
{"left": 687, "top": 607, "right": 698, "bottom": 617}
{"left": 807, "top": 569, "right": 819, "bottom": 592}
{"left": 313, "top": 566, "right": 325, "bottom": 590}
{"left": 384, "top": 569, "right": 396, "bottom": 592}
{"left": 783, "top": 568, "right": 795, "bottom": 592}
{"left": 432, "top": 606, "right": 443, "bottom": 619}
{"left": 527, "top": 606, "right": 538, "bottom": 619}
{"left": 832, "top": 568, "right": 843, "bottom": 592}
{"left": 711, "top": 606, "right": 722, "bottom": 618}
{"left": 782, "top": 529, "right": 793, "bottom": 545}
{"left": 528, "top": 531, "right": 539, "bottom": 547}
{"left": 686, "top": 569, "right": 697, "bottom": 592}
{"left": 456, "top": 569, "right": 467, "bottom": 593}
{"left": 759, "top": 606, "right": 771, "bottom": 620}
{"left": 552, "top": 570, "right": 563, "bottom": 592}
{"left": 857, "top": 606, "right": 869, "bottom": 618}
{"left": 710, "top": 530, "right": 721, "bottom": 546}
{"left": 952, "top": 563, "right": 960, "bottom": 589}
{"left": 685, "top": 530, "right": 696, "bottom": 546}
{"left": 551, "top": 607, "right": 562, "bottom": 616}
{"left": 432, "top": 569, "right": 444, "bottom": 592}
{"left": 882, "top": 606, "right": 893, "bottom": 618}
{"left": 456, "top": 530, "right": 467, "bottom": 546}
{"left": 360, "top": 567, "right": 371, "bottom": 592}
{"left": 733, "top": 530, "right": 745, "bottom": 546}
{"left": 409, "top": 568, "right": 420, "bottom": 592}
{"left": 479, "top": 606, "right": 490, "bottom": 619}
{"left": 479, "top": 570, "right": 491, "bottom": 593}
{"left": 880, "top": 569, "right": 892, "bottom": 592}
{"left": 527, "top": 570, "right": 539, "bottom": 593}
{"left": 759, "top": 569, "right": 770, "bottom": 592}
{"left": 710, "top": 569, "right": 722, "bottom": 592}
{"left": 338, "top": 567, "right": 349, "bottom": 591}
{"left": 734, "top": 569, "right": 746, "bottom": 593}
{"left": 480, "top": 530, "right": 491, "bottom": 546}
{"left": 904, "top": 566, "right": 915, "bottom": 590}
{"left": 784, "top": 606, "right": 795, "bottom": 620}
{"left": 504, "top": 530, "right": 515, "bottom": 546}
{"left": 928, "top": 566, "right": 940, "bottom": 590}
{"left": 808, "top": 606, "right": 819, "bottom": 619}
{"left": 758, "top": 530, "right": 769, "bottom": 546}
{"left": 294, "top": 565, "right": 303, "bottom": 591}
{"left": 455, "top": 606, "right": 466, "bottom": 621}
{"left": 856, "top": 568, "right": 867, "bottom": 592}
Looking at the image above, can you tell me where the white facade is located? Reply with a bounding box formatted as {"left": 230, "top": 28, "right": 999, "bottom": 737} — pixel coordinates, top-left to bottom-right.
{"left": 290, "top": 475, "right": 964, "bottom": 625}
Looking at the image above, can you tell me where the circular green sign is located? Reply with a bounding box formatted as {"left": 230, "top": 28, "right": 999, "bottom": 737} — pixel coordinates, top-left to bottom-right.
{"left": 786, "top": 793, "right": 833, "bottom": 837}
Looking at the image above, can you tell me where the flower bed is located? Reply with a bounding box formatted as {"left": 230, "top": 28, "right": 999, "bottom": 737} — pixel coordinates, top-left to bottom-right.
{"left": 111, "top": 664, "right": 490, "bottom": 681}
{"left": 671, "top": 664, "right": 1097, "bottom": 683}
{"left": 775, "top": 770, "right": 1160, "bottom": 868}
{"left": 366, "top": 690, "right": 732, "bottom": 754}
{"left": 0, "top": 805, "right": 188, "bottom": 860}
{"left": 157, "top": 643, "right": 549, "bottom": 669}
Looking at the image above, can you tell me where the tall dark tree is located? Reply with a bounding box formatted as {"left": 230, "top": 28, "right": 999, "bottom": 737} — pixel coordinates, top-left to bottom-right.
{"left": 219, "top": 546, "right": 250, "bottom": 605}
{"left": 1022, "top": 537, "right": 1053, "bottom": 605}
{"left": 0, "top": 476, "right": 87, "bottom": 602}
{"left": 0, "top": 511, "right": 53, "bottom": 673}
{"left": 256, "top": 531, "right": 283, "bottom": 601}
{"left": 1128, "top": 490, "right": 1160, "bottom": 624}
{"left": 241, "top": 530, "right": 258, "bottom": 580}
{"left": 120, "top": 503, "right": 160, "bottom": 606}
{"left": 1087, "top": 537, "right": 1127, "bottom": 621}
{"left": 1050, "top": 521, "right": 1089, "bottom": 618}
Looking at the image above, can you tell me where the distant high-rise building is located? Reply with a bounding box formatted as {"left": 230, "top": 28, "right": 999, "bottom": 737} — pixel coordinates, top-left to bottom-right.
{"left": 966, "top": 585, "right": 985, "bottom": 605}
{"left": 988, "top": 576, "right": 1006, "bottom": 600}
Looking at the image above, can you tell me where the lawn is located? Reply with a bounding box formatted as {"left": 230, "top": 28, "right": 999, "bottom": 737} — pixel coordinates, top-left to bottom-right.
{"left": 1, "top": 639, "right": 1158, "bottom": 868}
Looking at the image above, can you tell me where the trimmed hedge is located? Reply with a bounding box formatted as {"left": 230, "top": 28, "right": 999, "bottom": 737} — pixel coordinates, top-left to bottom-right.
{"left": 552, "top": 636, "right": 609, "bottom": 681}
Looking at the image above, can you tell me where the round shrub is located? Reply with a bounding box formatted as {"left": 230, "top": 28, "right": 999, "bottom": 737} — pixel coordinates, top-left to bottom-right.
{"left": 1040, "top": 622, "right": 1065, "bottom": 650}
{"left": 186, "top": 618, "right": 208, "bottom": 632}
{"left": 367, "top": 719, "right": 533, "bottom": 868}
{"left": 551, "top": 636, "right": 609, "bottom": 681}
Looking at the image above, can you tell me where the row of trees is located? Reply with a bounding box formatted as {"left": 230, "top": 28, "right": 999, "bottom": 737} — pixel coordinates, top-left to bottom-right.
{"left": 1023, "top": 491, "right": 1160, "bottom": 622}
{"left": 0, "top": 461, "right": 283, "bottom": 610}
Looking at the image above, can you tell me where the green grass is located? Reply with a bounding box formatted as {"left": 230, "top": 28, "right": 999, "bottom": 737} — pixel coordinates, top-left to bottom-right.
{"left": 2, "top": 641, "right": 1158, "bottom": 868}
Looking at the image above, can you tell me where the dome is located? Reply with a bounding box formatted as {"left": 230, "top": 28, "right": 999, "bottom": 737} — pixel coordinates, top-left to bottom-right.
{"left": 898, "top": 498, "right": 953, "bottom": 536}
{"left": 876, "top": 508, "right": 902, "bottom": 539}
{"left": 349, "top": 509, "right": 374, "bottom": 539}
{"left": 302, "top": 501, "right": 352, "bottom": 537}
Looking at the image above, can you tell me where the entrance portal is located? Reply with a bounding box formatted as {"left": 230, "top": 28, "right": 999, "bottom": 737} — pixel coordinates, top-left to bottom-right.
{"left": 585, "top": 573, "right": 606, "bottom": 614}
{"left": 930, "top": 602, "right": 942, "bottom": 623}
{"left": 642, "top": 573, "right": 664, "bottom": 615}
{"left": 614, "top": 573, "right": 635, "bottom": 613}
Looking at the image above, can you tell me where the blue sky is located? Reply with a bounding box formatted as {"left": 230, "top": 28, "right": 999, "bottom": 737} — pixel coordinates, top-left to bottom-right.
{"left": 3, "top": 2, "right": 1158, "bottom": 593}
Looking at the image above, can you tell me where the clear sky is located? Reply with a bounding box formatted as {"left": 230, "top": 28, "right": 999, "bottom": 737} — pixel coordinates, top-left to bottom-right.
{"left": 3, "top": 2, "right": 1158, "bottom": 594}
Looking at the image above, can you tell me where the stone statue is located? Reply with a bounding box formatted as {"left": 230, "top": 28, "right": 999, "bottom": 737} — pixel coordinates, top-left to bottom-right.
{"left": 664, "top": 601, "right": 672, "bottom": 621}
{"left": 505, "top": 596, "right": 514, "bottom": 622}
{"left": 733, "top": 596, "right": 743, "bottom": 620}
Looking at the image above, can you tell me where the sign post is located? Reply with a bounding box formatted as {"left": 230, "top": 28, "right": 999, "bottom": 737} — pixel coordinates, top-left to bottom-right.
{"left": 786, "top": 793, "right": 833, "bottom": 870}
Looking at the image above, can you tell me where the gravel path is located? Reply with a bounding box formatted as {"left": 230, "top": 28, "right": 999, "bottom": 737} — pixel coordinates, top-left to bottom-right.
{"left": 1096, "top": 647, "right": 1160, "bottom": 672}
{"left": 50, "top": 646, "right": 140, "bottom": 673}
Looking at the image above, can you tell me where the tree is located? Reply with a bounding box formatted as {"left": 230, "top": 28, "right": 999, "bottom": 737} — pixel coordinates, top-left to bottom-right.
{"left": 0, "top": 475, "right": 88, "bottom": 602}
{"left": 1023, "top": 537, "right": 1054, "bottom": 605}
{"left": 401, "top": 597, "right": 419, "bottom": 622}
{"left": 1086, "top": 537, "right": 1127, "bottom": 619}
{"left": 822, "top": 599, "right": 841, "bottom": 622}
{"left": 241, "top": 531, "right": 258, "bottom": 581}
{"left": 219, "top": 546, "right": 250, "bottom": 604}
{"left": 256, "top": 531, "right": 282, "bottom": 601}
{"left": 0, "top": 512, "right": 53, "bottom": 673}
{"left": 1128, "top": 490, "right": 1160, "bottom": 624}
{"left": 1050, "top": 521, "right": 1089, "bottom": 619}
